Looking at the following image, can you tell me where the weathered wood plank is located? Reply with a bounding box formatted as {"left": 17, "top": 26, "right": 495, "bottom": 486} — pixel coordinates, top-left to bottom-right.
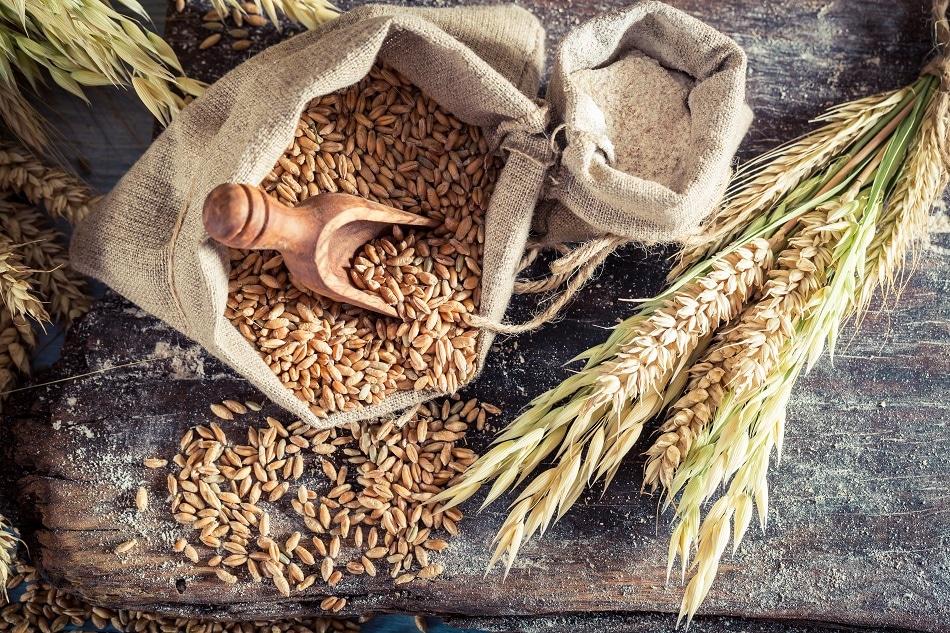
{"left": 5, "top": 0, "right": 950, "bottom": 631}
{"left": 446, "top": 612, "right": 907, "bottom": 633}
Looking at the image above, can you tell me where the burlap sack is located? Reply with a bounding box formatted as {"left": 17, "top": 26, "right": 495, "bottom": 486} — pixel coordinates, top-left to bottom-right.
{"left": 71, "top": 2, "right": 753, "bottom": 428}
{"left": 70, "top": 4, "right": 549, "bottom": 429}
{"left": 539, "top": 1, "right": 753, "bottom": 245}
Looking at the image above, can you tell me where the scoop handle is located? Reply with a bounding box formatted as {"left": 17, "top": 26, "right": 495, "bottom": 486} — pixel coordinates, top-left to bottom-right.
{"left": 202, "top": 183, "right": 308, "bottom": 251}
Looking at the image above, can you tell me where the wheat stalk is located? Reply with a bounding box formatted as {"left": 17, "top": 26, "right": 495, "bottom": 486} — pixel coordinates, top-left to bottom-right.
{"left": 0, "top": 142, "right": 98, "bottom": 224}
{"left": 0, "top": 198, "right": 91, "bottom": 323}
{"left": 859, "top": 96, "right": 948, "bottom": 310}
{"left": 665, "top": 75, "right": 941, "bottom": 623}
{"left": 0, "top": 306, "right": 35, "bottom": 403}
{"left": 435, "top": 238, "right": 773, "bottom": 572}
{"left": 0, "top": 89, "right": 49, "bottom": 153}
{"left": 434, "top": 60, "right": 946, "bottom": 625}
{"left": 673, "top": 85, "right": 916, "bottom": 278}
{"left": 661, "top": 189, "right": 869, "bottom": 594}
{"left": 643, "top": 204, "right": 844, "bottom": 492}
{"left": 669, "top": 194, "right": 874, "bottom": 621}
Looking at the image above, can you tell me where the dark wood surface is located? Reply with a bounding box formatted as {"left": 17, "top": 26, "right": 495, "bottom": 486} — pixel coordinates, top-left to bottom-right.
{"left": 3, "top": 1, "right": 949, "bottom": 632}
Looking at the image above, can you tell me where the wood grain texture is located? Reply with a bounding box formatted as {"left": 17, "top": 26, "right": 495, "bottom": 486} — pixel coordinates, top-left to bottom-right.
{"left": 445, "top": 612, "right": 911, "bottom": 633}
{"left": 4, "top": 1, "right": 949, "bottom": 632}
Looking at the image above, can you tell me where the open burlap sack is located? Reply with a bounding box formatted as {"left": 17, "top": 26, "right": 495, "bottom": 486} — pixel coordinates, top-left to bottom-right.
{"left": 71, "top": 2, "right": 753, "bottom": 425}
{"left": 539, "top": 1, "right": 753, "bottom": 246}
{"left": 70, "top": 4, "right": 548, "bottom": 429}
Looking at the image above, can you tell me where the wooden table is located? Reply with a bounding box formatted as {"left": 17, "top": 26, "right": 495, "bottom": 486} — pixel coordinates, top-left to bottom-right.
{"left": 4, "top": 1, "right": 949, "bottom": 632}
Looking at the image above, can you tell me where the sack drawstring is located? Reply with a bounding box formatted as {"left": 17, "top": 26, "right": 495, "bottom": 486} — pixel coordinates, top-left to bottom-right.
{"left": 470, "top": 233, "right": 629, "bottom": 334}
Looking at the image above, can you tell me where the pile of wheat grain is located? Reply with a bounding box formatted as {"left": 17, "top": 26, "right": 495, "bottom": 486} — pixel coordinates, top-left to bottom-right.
{"left": 226, "top": 64, "right": 499, "bottom": 418}
{"left": 123, "top": 396, "right": 497, "bottom": 610}
{"left": 1, "top": 560, "right": 359, "bottom": 633}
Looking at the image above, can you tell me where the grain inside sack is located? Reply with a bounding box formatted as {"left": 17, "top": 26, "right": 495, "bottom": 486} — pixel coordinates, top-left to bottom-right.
{"left": 226, "top": 64, "right": 500, "bottom": 418}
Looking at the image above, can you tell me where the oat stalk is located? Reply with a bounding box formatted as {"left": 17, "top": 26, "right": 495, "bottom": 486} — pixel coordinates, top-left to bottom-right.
{"left": 0, "top": 0, "right": 205, "bottom": 150}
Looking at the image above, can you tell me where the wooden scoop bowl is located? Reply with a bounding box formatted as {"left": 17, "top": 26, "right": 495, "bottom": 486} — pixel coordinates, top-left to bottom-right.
{"left": 202, "top": 183, "right": 439, "bottom": 317}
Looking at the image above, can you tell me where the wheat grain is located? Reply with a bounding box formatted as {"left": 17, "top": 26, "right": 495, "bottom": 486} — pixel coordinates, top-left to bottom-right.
{"left": 0, "top": 560, "right": 361, "bottom": 632}
{"left": 135, "top": 487, "right": 149, "bottom": 512}
{"left": 199, "top": 33, "right": 222, "bottom": 49}
{"left": 204, "top": 0, "right": 337, "bottom": 30}
{"left": 210, "top": 402, "right": 235, "bottom": 420}
{"left": 159, "top": 394, "right": 496, "bottom": 602}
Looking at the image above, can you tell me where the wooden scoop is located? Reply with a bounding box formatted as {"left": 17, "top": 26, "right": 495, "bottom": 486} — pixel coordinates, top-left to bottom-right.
{"left": 202, "top": 183, "right": 439, "bottom": 317}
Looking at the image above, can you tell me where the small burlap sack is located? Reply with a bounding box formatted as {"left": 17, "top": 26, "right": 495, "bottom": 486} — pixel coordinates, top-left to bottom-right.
{"left": 539, "top": 0, "right": 752, "bottom": 245}
{"left": 70, "top": 4, "right": 549, "bottom": 429}
{"left": 71, "top": 1, "right": 753, "bottom": 426}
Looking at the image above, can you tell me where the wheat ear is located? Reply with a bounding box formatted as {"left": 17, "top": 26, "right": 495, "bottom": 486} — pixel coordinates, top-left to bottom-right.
{"left": 0, "top": 199, "right": 91, "bottom": 324}
{"left": 0, "top": 243, "right": 49, "bottom": 325}
{"left": 0, "top": 142, "right": 98, "bottom": 224}
{"left": 674, "top": 86, "right": 913, "bottom": 277}
{"left": 0, "top": 308, "right": 35, "bottom": 411}
{"left": 435, "top": 239, "right": 772, "bottom": 572}
{"left": 671, "top": 176, "right": 888, "bottom": 621}
{"left": 0, "top": 90, "right": 49, "bottom": 154}
{"left": 0, "top": 514, "right": 18, "bottom": 598}
{"left": 860, "top": 97, "right": 948, "bottom": 310}
{"left": 643, "top": 205, "right": 843, "bottom": 492}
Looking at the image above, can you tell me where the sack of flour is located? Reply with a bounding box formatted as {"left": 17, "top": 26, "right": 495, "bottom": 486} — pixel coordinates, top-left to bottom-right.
{"left": 540, "top": 1, "right": 753, "bottom": 245}
{"left": 70, "top": 4, "right": 548, "bottom": 429}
